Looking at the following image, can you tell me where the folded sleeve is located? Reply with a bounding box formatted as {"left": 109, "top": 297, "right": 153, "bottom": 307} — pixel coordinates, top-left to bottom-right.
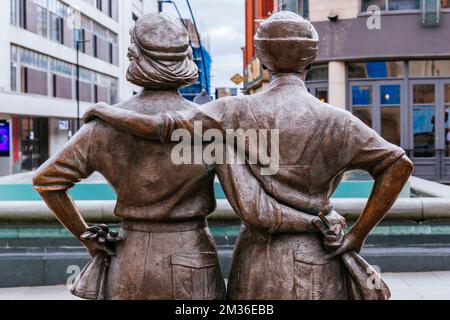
{"left": 159, "top": 98, "right": 231, "bottom": 143}
{"left": 33, "top": 123, "right": 96, "bottom": 192}
{"left": 344, "top": 115, "right": 405, "bottom": 177}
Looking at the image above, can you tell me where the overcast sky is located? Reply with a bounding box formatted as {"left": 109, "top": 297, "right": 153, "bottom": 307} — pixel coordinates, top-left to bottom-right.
{"left": 161, "top": 0, "right": 245, "bottom": 89}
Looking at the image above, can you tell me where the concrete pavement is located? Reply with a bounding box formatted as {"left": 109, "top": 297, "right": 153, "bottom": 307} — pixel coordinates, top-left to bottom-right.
{"left": 0, "top": 271, "right": 449, "bottom": 300}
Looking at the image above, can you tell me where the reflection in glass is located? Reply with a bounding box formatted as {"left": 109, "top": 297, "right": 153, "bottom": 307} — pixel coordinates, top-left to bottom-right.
{"left": 380, "top": 85, "right": 401, "bottom": 105}
{"left": 352, "top": 86, "right": 372, "bottom": 105}
{"left": 413, "top": 84, "right": 435, "bottom": 104}
{"left": 381, "top": 107, "right": 400, "bottom": 146}
{"left": 361, "top": 0, "right": 386, "bottom": 11}
{"left": 316, "top": 88, "right": 328, "bottom": 103}
{"left": 353, "top": 107, "right": 373, "bottom": 128}
{"left": 306, "top": 64, "right": 328, "bottom": 81}
{"left": 409, "top": 60, "right": 450, "bottom": 78}
{"left": 413, "top": 105, "right": 435, "bottom": 157}
{"left": 446, "top": 108, "right": 450, "bottom": 157}
{"left": 445, "top": 84, "right": 450, "bottom": 104}
{"left": 442, "top": 0, "right": 450, "bottom": 8}
{"left": 348, "top": 61, "right": 404, "bottom": 79}
{"left": 388, "top": 0, "right": 420, "bottom": 10}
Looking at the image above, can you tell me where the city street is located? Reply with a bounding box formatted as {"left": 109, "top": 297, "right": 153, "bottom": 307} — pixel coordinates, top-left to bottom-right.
{"left": 0, "top": 272, "right": 449, "bottom": 300}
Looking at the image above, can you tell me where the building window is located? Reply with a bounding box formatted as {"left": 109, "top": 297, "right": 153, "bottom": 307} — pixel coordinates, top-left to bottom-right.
{"left": 11, "top": 0, "right": 27, "bottom": 28}
{"left": 10, "top": 0, "right": 18, "bottom": 25}
{"left": 36, "top": 5, "right": 48, "bottom": 37}
{"left": 278, "top": 0, "right": 309, "bottom": 18}
{"left": 443, "top": 0, "right": 450, "bottom": 8}
{"left": 348, "top": 61, "right": 404, "bottom": 79}
{"left": 410, "top": 60, "right": 450, "bottom": 78}
{"left": 306, "top": 64, "right": 328, "bottom": 102}
{"left": 11, "top": 45, "right": 117, "bottom": 103}
{"left": 93, "top": 35, "right": 98, "bottom": 58}
{"left": 109, "top": 42, "right": 113, "bottom": 64}
{"left": 50, "top": 13, "right": 63, "bottom": 43}
{"left": 96, "top": 0, "right": 102, "bottom": 11}
{"left": 306, "top": 64, "right": 328, "bottom": 81}
{"left": 108, "top": 0, "right": 113, "bottom": 17}
{"left": 361, "top": 0, "right": 421, "bottom": 11}
{"left": 11, "top": 63, "right": 17, "bottom": 92}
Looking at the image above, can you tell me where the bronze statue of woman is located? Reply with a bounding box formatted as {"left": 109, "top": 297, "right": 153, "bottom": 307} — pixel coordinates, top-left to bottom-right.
{"left": 84, "top": 12, "right": 413, "bottom": 300}
{"left": 33, "top": 13, "right": 339, "bottom": 300}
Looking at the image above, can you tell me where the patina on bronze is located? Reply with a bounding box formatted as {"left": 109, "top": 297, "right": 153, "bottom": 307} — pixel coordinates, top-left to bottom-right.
{"left": 33, "top": 13, "right": 225, "bottom": 300}
{"left": 84, "top": 11, "right": 414, "bottom": 300}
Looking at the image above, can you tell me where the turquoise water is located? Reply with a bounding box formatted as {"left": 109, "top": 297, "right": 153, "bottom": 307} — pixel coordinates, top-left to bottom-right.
{"left": 0, "top": 181, "right": 411, "bottom": 201}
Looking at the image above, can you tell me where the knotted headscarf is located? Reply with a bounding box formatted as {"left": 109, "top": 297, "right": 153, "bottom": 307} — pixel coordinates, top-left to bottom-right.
{"left": 126, "top": 13, "right": 198, "bottom": 89}
{"left": 254, "top": 11, "right": 319, "bottom": 73}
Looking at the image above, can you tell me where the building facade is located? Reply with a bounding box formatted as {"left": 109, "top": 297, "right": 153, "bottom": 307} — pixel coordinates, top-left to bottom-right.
{"left": 0, "top": 0, "right": 155, "bottom": 176}
{"left": 244, "top": 0, "right": 450, "bottom": 182}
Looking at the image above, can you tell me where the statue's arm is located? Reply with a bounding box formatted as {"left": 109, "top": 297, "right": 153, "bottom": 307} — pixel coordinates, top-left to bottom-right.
{"left": 216, "top": 163, "right": 345, "bottom": 234}
{"left": 83, "top": 100, "right": 227, "bottom": 142}
{"left": 326, "top": 155, "right": 413, "bottom": 259}
{"left": 83, "top": 103, "right": 165, "bottom": 140}
{"left": 37, "top": 191, "right": 93, "bottom": 250}
{"left": 33, "top": 124, "right": 106, "bottom": 256}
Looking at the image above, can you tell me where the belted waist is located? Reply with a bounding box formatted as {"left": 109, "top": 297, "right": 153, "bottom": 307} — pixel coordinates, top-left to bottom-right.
{"left": 121, "top": 218, "right": 208, "bottom": 233}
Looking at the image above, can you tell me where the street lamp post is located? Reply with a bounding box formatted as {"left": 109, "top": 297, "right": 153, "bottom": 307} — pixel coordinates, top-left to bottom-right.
{"left": 76, "top": 39, "right": 90, "bottom": 132}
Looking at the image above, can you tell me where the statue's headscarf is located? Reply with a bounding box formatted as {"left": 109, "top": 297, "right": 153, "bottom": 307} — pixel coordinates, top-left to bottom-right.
{"left": 254, "top": 11, "right": 319, "bottom": 73}
{"left": 126, "top": 13, "right": 198, "bottom": 89}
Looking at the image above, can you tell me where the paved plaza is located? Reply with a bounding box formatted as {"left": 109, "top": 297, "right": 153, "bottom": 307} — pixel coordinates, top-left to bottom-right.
{"left": 0, "top": 272, "right": 449, "bottom": 300}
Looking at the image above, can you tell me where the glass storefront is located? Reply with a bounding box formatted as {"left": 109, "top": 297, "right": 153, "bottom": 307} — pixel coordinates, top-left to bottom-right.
{"left": 361, "top": 0, "right": 422, "bottom": 11}
{"left": 306, "top": 64, "right": 328, "bottom": 103}
{"left": 348, "top": 59, "right": 450, "bottom": 181}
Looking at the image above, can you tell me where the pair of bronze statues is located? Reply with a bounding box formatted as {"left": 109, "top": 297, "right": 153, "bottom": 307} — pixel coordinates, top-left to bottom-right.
{"left": 33, "top": 12, "right": 413, "bottom": 300}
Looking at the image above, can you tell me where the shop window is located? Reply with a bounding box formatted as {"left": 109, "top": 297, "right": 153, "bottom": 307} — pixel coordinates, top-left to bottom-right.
{"left": 348, "top": 61, "right": 404, "bottom": 79}
{"left": 362, "top": 0, "right": 421, "bottom": 11}
{"left": 352, "top": 85, "right": 373, "bottom": 105}
{"left": 414, "top": 84, "right": 436, "bottom": 103}
{"left": 413, "top": 105, "right": 435, "bottom": 157}
{"left": 380, "top": 85, "right": 401, "bottom": 105}
{"left": 389, "top": 0, "right": 420, "bottom": 10}
{"left": 410, "top": 60, "right": 450, "bottom": 78}
{"left": 278, "top": 0, "right": 309, "bottom": 18}
{"left": 315, "top": 88, "right": 328, "bottom": 103}
{"left": 381, "top": 107, "right": 401, "bottom": 145}
{"left": 306, "top": 64, "right": 328, "bottom": 81}
{"left": 352, "top": 85, "right": 373, "bottom": 128}
{"left": 445, "top": 84, "right": 450, "bottom": 156}
{"left": 413, "top": 84, "right": 436, "bottom": 158}
{"left": 361, "top": 0, "right": 386, "bottom": 11}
